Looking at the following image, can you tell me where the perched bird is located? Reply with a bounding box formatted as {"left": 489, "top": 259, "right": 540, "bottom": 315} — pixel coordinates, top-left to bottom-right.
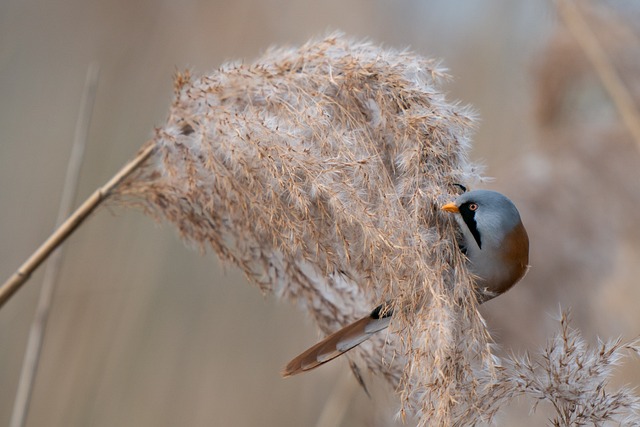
{"left": 282, "top": 189, "right": 529, "bottom": 377}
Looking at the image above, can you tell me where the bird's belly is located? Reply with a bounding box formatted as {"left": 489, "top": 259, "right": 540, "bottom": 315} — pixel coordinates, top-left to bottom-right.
{"left": 469, "top": 256, "right": 520, "bottom": 301}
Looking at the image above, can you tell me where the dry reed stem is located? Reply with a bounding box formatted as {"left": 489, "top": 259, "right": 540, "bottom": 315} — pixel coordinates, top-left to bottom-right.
{"left": 558, "top": 0, "right": 640, "bottom": 152}
{"left": 314, "top": 371, "right": 359, "bottom": 427}
{"left": 9, "top": 63, "right": 100, "bottom": 427}
{"left": 0, "top": 142, "right": 157, "bottom": 308}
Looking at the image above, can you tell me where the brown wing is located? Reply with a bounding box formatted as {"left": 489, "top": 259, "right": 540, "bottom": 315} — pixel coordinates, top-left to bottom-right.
{"left": 498, "top": 221, "right": 530, "bottom": 294}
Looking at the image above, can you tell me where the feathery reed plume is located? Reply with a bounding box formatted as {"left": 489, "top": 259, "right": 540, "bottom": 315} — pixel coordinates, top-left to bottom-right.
{"left": 458, "top": 312, "right": 640, "bottom": 426}
{"left": 114, "top": 33, "right": 491, "bottom": 424}
{"left": 502, "top": 312, "right": 640, "bottom": 426}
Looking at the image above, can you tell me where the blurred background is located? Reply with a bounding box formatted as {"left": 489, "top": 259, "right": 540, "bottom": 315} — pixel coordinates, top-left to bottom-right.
{"left": 1, "top": 0, "right": 639, "bottom": 425}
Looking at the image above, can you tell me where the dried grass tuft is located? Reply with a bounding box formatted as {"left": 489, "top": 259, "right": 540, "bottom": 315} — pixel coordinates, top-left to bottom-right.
{"left": 502, "top": 312, "right": 640, "bottom": 426}
{"left": 115, "top": 32, "right": 487, "bottom": 424}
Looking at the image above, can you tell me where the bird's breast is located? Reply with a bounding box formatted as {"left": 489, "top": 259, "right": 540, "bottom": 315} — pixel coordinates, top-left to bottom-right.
{"left": 467, "top": 221, "right": 529, "bottom": 301}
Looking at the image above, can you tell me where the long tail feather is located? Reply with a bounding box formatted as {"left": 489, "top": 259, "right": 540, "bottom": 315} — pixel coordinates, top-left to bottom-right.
{"left": 282, "top": 303, "right": 392, "bottom": 377}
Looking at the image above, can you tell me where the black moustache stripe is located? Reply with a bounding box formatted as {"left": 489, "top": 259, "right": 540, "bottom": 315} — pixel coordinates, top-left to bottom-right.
{"left": 459, "top": 203, "right": 482, "bottom": 249}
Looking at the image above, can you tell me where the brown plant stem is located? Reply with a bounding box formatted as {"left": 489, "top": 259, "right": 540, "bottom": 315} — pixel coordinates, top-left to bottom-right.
{"left": 314, "top": 371, "right": 359, "bottom": 427}
{"left": 9, "top": 63, "right": 99, "bottom": 427}
{"left": 0, "top": 142, "right": 156, "bottom": 309}
{"left": 558, "top": 0, "right": 640, "bottom": 151}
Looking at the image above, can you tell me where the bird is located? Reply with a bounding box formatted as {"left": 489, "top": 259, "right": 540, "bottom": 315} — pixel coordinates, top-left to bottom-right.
{"left": 282, "top": 189, "right": 529, "bottom": 377}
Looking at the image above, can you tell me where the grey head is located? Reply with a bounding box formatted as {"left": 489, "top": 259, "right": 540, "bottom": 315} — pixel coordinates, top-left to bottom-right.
{"left": 451, "top": 189, "right": 522, "bottom": 252}
{"left": 443, "top": 189, "right": 529, "bottom": 300}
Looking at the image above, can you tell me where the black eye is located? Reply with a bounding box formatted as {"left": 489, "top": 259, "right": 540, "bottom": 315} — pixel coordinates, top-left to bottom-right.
{"left": 468, "top": 203, "right": 478, "bottom": 211}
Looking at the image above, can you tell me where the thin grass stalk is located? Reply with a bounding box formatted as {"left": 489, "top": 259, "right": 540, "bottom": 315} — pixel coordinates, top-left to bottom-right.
{"left": 9, "top": 63, "right": 100, "bottom": 427}
{"left": 558, "top": 0, "right": 640, "bottom": 152}
{"left": 314, "top": 371, "right": 359, "bottom": 427}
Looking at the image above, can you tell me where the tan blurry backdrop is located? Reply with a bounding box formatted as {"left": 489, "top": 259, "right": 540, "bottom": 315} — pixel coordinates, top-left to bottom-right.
{"left": 2, "top": 1, "right": 639, "bottom": 426}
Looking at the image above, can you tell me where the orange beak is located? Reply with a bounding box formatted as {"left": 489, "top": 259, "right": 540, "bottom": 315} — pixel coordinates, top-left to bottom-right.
{"left": 441, "top": 202, "right": 459, "bottom": 213}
